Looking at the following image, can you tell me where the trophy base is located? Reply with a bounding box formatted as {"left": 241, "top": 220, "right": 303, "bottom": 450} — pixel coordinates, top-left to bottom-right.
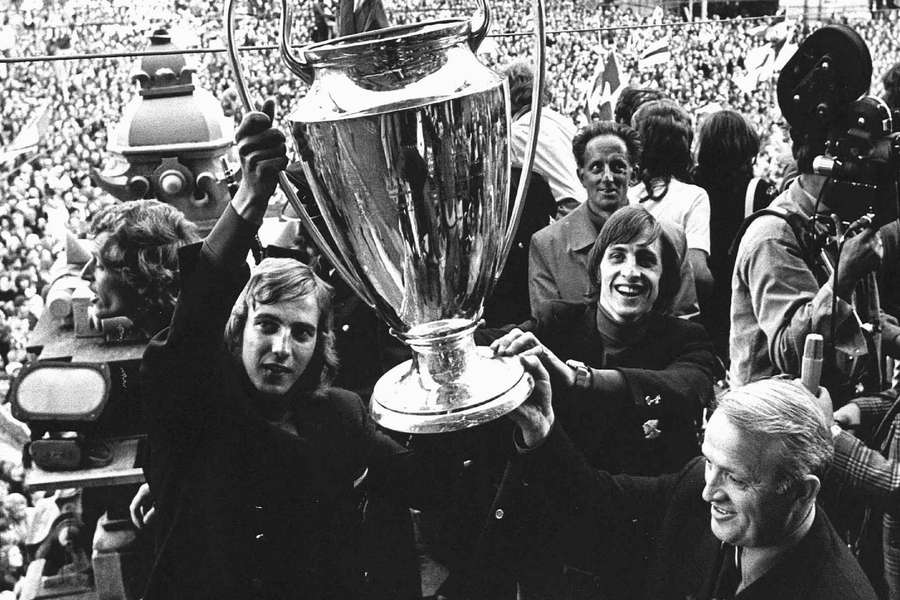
{"left": 371, "top": 347, "right": 534, "bottom": 434}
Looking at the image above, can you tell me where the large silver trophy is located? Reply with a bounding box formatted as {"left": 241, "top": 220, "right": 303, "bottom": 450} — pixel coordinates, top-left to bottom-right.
{"left": 224, "top": 0, "right": 546, "bottom": 433}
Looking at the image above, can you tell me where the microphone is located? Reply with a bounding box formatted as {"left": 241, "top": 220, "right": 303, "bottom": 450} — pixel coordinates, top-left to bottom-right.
{"left": 801, "top": 333, "right": 824, "bottom": 395}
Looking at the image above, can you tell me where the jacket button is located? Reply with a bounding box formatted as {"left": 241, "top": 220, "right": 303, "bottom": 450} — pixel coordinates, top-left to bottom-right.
{"left": 255, "top": 533, "right": 265, "bottom": 541}
{"left": 495, "top": 508, "right": 504, "bottom": 519}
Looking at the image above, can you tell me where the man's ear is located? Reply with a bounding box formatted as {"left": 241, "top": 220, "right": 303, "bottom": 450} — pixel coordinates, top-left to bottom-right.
{"left": 792, "top": 474, "right": 821, "bottom": 506}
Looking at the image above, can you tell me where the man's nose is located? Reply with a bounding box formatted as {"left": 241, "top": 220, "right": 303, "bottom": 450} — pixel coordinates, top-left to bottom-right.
{"left": 80, "top": 256, "right": 96, "bottom": 282}
{"left": 621, "top": 255, "right": 640, "bottom": 278}
{"left": 702, "top": 467, "right": 724, "bottom": 503}
{"left": 600, "top": 165, "right": 614, "bottom": 182}
{"left": 271, "top": 328, "right": 291, "bottom": 357}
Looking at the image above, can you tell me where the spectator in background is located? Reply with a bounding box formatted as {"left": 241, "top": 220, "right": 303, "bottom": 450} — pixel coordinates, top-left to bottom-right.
{"left": 529, "top": 120, "right": 698, "bottom": 319}
{"left": 81, "top": 200, "right": 199, "bottom": 336}
{"left": 613, "top": 86, "right": 668, "bottom": 126}
{"left": 629, "top": 99, "right": 714, "bottom": 301}
{"left": 503, "top": 60, "right": 586, "bottom": 218}
{"left": 693, "top": 109, "right": 777, "bottom": 365}
{"left": 0, "top": 543, "right": 24, "bottom": 596}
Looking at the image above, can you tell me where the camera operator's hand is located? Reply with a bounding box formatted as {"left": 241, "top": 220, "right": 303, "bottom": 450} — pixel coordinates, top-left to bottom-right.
{"left": 835, "top": 227, "right": 883, "bottom": 300}
{"left": 491, "top": 328, "right": 575, "bottom": 388}
{"left": 834, "top": 402, "right": 862, "bottom": 430}
{"left": 508, "top": 355, "right": 555, "bottom": 448}
{"left": 129, "top": 483, "right": 156, "bottom": 529}
{"left": 231, "top": 98, "right": 288, "bottom": 226}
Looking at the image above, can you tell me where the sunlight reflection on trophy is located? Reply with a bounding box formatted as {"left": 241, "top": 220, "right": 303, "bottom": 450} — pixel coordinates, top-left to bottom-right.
{"left": 224, "top": 0, "right": 546, "bottom": 433}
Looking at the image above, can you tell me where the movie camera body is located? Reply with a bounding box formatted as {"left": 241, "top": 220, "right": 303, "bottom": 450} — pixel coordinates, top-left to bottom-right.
{"left": 778, "top": 24, "right": 900, "bottom": 228}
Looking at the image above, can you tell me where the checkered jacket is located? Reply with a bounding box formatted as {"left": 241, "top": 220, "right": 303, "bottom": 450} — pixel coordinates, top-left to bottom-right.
{"left": 831, "top": 390, "right": 900, "bottom": 600}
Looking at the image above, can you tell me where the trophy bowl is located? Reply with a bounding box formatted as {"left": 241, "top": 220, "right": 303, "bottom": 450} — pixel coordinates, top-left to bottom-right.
{"left": 225, "top": 0, "right": 545, "bottom": 433}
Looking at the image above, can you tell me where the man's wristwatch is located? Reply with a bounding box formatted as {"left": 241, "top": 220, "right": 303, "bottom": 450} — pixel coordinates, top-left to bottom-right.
{"left": 566, "top": 359, "right": 593, "bottom": 390}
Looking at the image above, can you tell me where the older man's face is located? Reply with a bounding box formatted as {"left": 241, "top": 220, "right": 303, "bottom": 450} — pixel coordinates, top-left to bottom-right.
{"left": 578, "top": 134, "right": 632, "bottom": 226}
{"left": 700, "top": 411, "right": 800, "bottom": 548}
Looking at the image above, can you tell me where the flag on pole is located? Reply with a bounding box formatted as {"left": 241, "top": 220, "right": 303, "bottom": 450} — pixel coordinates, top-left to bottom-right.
{"left": 638, "top": 38, "right": 671, "bottom": 70}
{"left": 733, "top": 44, "right": 775, "bottom": 94}
{"left": 1, "top": 100, "right": 51, "bottom": 166}
{"left": 732, "top": 11, "right": 796, "bottom": 94}
{"left": 586, "top": 51, "right": 627, "bottom": 121}
{"left": 773, "top": 42, "right": 798, "bottom": 72}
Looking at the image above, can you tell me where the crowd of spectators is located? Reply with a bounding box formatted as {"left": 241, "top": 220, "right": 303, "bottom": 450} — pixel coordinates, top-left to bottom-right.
{"left": 0, "top": 1, "right": 898, "bottom": 380}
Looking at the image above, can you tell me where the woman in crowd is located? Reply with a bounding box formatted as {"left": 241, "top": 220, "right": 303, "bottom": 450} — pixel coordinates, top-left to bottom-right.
{"left": 693, "top": 109, "right": 777, "bottom": 364}
{"left": 627, "top": 99, "right": 714, "bottom": 299}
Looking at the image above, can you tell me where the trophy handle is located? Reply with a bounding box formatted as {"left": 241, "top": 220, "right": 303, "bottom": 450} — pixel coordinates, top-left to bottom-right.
{"left": 222, "top": 0, "right": 376, "bottom": 309}
{"left": 279, "top": 0, "right": 315, "bottom": 86}
{"left": 493, "top": 0, "right": 546, "bottom": 292}
{"left": 468, "top": 0, "right": 492, "bottom": 51}
{"left": 224, "top": 0, "right": 256, "bottom": 110}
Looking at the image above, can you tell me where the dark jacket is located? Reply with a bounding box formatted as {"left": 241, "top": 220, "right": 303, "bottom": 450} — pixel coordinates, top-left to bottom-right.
{"left": 527, "top": 301, "right": 718, "bottom": 476}
{"left": 482, "top": 168, "right": 556, "bottom": 327}
{"left": 141, "top": 207, "right": 454, "bottom": 600}
{"left": 484, "top": 425, "right": 877, "bottom": 600}
{"left": 462, "top": 304, "right": 719, "bottom": 599}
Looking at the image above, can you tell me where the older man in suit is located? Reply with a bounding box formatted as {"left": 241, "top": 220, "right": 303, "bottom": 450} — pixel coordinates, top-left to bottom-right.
{"left": 495, "top": 367, "right": 877, "bottom": 600}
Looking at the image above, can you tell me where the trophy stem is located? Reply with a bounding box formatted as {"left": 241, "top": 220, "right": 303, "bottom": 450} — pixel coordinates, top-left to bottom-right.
{"left": 372, "top": 319, "right": 533, "bottom": 434}
{"left": 405, "top": 319, "right": 479, "bottom": 393}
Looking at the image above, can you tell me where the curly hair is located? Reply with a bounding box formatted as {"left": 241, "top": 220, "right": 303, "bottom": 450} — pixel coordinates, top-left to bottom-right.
{"left": 571, "top": 121, "right": 642, "bottom": 169}
{"left": 89, "top": 203, "right": 135, "bottom": 236}
{"left": 631, "top": 99, "right": 694, "bottom": 196}
{"left": 96, "top": 200, "right": 199, "bottom": 326}
{"left": 224, "top": 258, "right": 338, "bottom": 394}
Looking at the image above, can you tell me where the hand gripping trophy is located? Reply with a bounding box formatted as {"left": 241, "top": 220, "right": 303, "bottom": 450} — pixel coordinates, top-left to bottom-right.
{"left": 224, "top": 0, "right": 546, "bottom": 433}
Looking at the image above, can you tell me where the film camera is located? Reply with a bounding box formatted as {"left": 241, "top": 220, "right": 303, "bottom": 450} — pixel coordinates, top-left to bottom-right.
{"left": 777, "top": 24, "right": 900, "bottom": 228}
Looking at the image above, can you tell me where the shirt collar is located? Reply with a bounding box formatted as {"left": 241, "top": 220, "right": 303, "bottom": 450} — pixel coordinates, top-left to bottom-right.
{"left": 787, "top": 175, "right": 827, "bottom": 218}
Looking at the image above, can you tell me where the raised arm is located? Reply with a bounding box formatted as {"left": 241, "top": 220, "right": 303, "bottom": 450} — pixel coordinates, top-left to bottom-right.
{"left": 142, "top": 100, "right": 288, "bottom": 420}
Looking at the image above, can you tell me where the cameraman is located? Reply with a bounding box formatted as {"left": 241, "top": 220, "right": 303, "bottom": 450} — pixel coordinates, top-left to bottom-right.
{"left": 729, "top": 131, "right": 883, "bottom": 396}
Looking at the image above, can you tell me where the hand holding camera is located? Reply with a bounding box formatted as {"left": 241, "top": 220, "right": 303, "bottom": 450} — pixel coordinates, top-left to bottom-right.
{"left": 835, "top": 226, "right": 883, "bottom": 300}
